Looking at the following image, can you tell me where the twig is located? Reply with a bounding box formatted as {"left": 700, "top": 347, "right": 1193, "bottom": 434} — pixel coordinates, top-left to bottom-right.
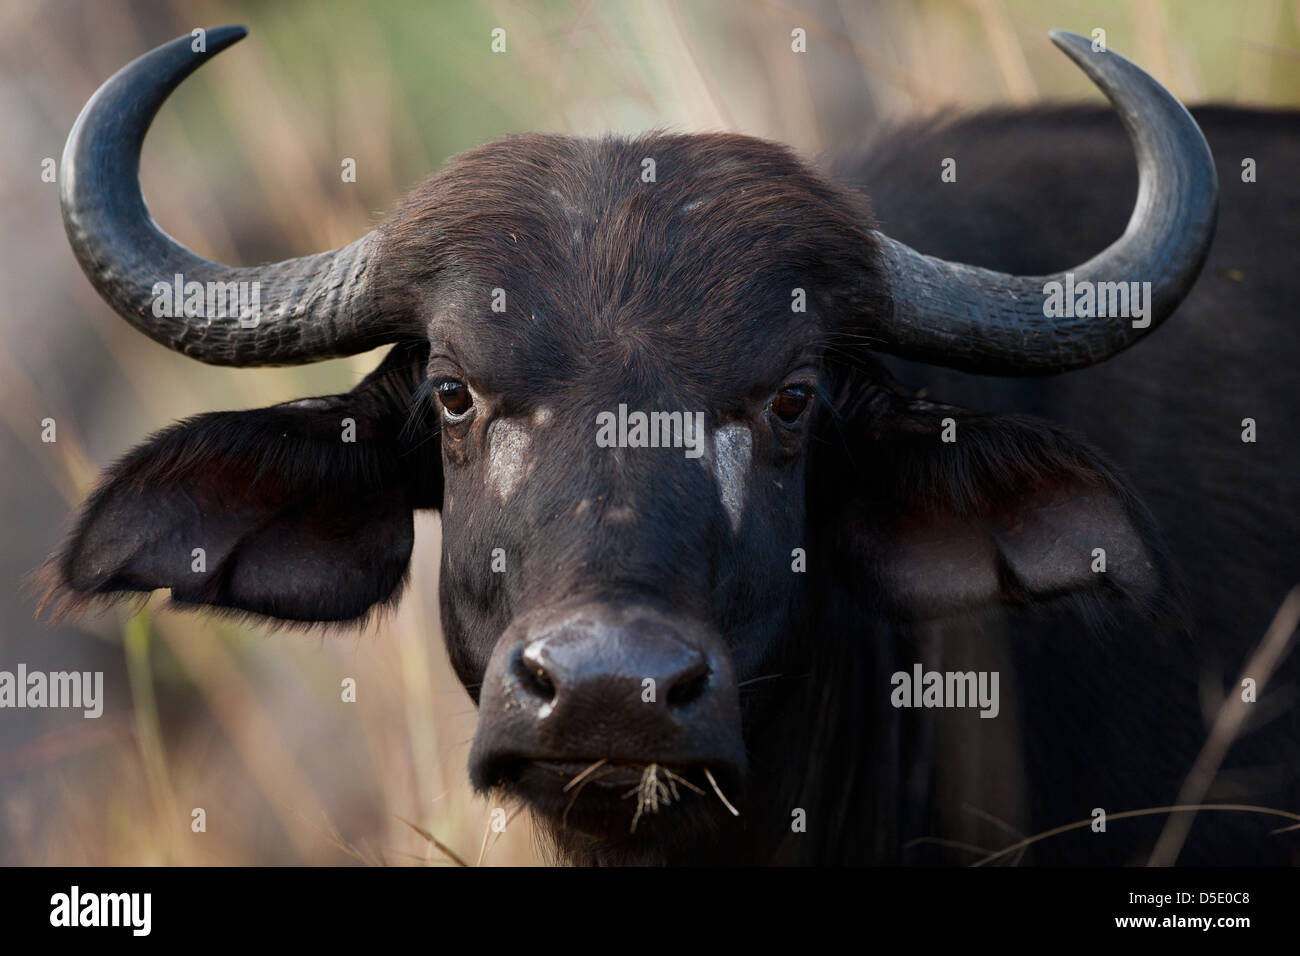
{"left": 1149, "top": 585, "right": 1300, "bottom": 865}
{"left": 395, "top": 815, "right": 469, "bottom": 867}
{"left": 704, "top": 767, "right": 740, "bottom": 817}
{"left": 973, "top": 804, "right": 1300, "bottom": 867}
{"left": 562, "top": 758, "right": 608, "bottom": 793}
{"left": 563, "top": 767, "right": 615, "bottom": 828}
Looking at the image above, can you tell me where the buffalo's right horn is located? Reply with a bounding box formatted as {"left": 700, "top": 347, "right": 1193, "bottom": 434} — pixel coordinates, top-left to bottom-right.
{"left": 61, "top": 26, "right": 407, "bottom": 367}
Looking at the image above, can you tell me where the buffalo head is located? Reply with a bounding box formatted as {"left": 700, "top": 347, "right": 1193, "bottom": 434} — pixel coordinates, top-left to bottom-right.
{"left": 44, "top": 26, "right": 1215, "bottom": 863}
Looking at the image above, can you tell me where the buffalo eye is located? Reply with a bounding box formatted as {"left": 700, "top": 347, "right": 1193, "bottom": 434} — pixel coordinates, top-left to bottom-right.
{"left": 770, "top": 385, "right": 811, "bottom": 424}
{"left": 436, "top": 379, "right": 473, "bottom": 417}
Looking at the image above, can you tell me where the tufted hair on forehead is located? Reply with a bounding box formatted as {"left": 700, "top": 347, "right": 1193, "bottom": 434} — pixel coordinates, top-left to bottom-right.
{"left": 373, "top": 131, "right": 891, "bottom": 345}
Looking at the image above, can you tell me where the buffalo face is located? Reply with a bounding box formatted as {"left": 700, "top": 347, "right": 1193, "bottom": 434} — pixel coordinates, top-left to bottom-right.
{"left": 46, "top": 27, "right": 1216, "bottom": 864}
{"left": 385, "top": 134, "right": 875, "bottom": 846}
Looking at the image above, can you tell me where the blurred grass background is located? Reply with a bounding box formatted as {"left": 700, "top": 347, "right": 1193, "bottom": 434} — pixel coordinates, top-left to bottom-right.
{"left": 0, "top": 0, "right": 1297, "bottom": 865}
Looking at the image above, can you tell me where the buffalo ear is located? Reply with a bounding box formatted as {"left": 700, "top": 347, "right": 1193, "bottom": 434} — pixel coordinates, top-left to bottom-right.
{"left": 829, "top": 388, "right": 1170, "bottom": 621}
{"left": 39, "top": 343, "right": 441, "bottom": 624}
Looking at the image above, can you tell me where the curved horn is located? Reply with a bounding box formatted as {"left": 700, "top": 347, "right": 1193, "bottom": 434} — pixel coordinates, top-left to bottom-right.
{"left": 61, "top": 26, "right": 399, "bottom": 366}
{"left": 872, "top": 30, "right": 1218, "bottom": 375}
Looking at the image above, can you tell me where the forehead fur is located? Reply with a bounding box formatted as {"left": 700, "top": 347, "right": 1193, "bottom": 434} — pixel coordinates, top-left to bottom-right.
{"left": 375, "top": 133, "right": 887, "bottom": 390}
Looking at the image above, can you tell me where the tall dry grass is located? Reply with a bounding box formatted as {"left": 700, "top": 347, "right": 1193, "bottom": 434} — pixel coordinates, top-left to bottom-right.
{"left": 1, "top": 0, "right": 1297, "bottom": 865}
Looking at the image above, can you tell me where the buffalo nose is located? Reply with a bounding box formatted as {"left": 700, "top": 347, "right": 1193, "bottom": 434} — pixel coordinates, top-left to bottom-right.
{"left": 469, "top": 603, "right": 746, "bottom": 800}
{"left": 515, "top": 616, "right": 711, "bottom": 715}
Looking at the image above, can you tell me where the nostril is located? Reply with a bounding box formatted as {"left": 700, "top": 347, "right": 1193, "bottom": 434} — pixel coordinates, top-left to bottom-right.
{"left": 666, "top": 661, "right": 711, "bottom": 708}
{"left": 514, "top": 649, "right": 557, "bottom": 703}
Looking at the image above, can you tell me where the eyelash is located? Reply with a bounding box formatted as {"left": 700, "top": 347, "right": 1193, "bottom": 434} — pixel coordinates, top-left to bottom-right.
{"left": 431, "top": 376, "right": 474, "bottom": 418}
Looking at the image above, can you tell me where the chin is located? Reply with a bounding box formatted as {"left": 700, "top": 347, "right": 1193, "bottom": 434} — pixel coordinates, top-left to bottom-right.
{"left": 484, "top": 759, "right": 745, "bottom": 865}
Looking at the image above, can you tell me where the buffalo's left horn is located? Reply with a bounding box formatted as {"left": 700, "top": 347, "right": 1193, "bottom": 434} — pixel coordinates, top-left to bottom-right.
{"left": 61, "top": 26, "right": 402, "bottom": 366}
{"left": 871, "top": 30, "right": 1218, "bottom": 375}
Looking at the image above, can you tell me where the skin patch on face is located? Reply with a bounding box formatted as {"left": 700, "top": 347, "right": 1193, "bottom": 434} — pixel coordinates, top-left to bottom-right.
{"left": 709, "top": 424, "right": 752, "bottom": 533}
{"left": 486, "top": 418, "right": 532, "bottom": 500}
{"left": 604, "top": 504, "right": 637, "bottom": 525}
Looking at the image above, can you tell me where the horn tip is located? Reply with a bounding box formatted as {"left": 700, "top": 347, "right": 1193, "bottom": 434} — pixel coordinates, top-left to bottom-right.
{"left": 1048, "top": 29, "right": 1108, "bottom": 75}
{"left": 1047, "top": 29, "right": 1089, "bottom": 54}
{"left": 208, "top": 24, "right": 249, "bottom": 50}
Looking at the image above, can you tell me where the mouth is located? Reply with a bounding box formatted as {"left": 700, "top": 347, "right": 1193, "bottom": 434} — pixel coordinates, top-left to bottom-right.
{"left": 481, "top": 756, "right": 744, "bottom": 839}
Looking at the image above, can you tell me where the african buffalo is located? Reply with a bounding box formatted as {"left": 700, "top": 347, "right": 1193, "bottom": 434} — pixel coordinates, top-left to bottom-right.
{"left": 43, "top": 25, "right": 1298, "bottom": 865}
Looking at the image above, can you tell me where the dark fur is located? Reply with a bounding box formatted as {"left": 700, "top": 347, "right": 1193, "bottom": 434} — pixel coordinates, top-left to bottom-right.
{"left": 847, "top": 105, "right": 1300, "bottom": 864}
{"left": 43, "top": 116, "right": 1300, "bottom": 864}
{"left": 39, "top": 342, "right": 440, "bottom": 624}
